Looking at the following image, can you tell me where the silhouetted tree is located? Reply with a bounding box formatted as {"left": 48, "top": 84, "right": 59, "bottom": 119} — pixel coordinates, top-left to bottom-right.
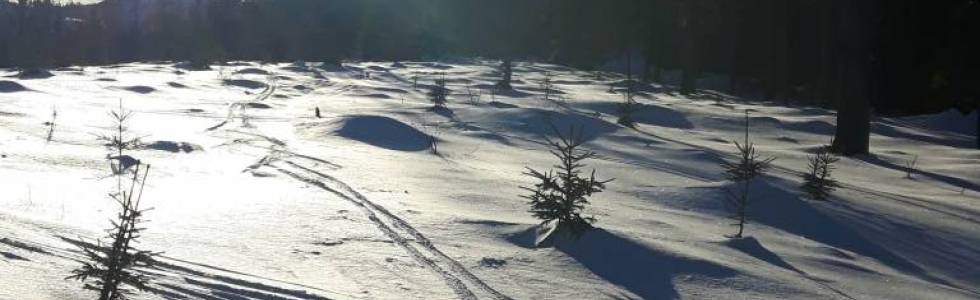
{"left": 830, "top": 0, "right": 875, "bottom": 156}
{"left": 67, "top": 163, "right": 154, "bottom": 300}
{"left": 720, "top": 111, "right": 774, "bottom": 238}
{"left": 428, "top": 78, "right": 449, "bottom": 107}
{"left": 801, "top": 145, "right": 840, "bottom": 201}
{"left": 522, "top": 125, "right": 612, "bottom": 237}
{"left": 498, "top": 59, "right": 513, "bottom": 90}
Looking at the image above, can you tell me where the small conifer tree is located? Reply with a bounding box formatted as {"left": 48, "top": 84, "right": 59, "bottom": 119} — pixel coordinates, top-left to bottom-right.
{"left": 617, "top": 92, "right": 640, "bottom": 127}
{"left": 801, "top": 145, "right": 840, "bottom": 201}
{"left": 68, "top": 101, "right": 157, "bottom": 300}
{"left": 539, "top": 72, "right": 555, "bottom": 102}
{"left": 68, "top": 163, "right": 154, "bottom": 300}
{"left": 522, "top": 125, "right": 612, "bottom": 237}
{"left": 428, "top": 78, "right": 449, "bottom": 107}
{"left": 497, "top": 59, "right": 513, "bottom": 90}
{"left": 720, "top": 111, "right": 774, "bottom": 238}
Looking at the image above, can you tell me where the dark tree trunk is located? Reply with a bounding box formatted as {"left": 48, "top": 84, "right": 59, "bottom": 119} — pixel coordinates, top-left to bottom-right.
{"left": 679, "top": 4, "right": 697, "bottom": 95}
{"left": 831, "top": 0, "right": 874, "bottom": 156}
{"left": 642, "top": 40, "right": 654, "bottom": 83}
{"left": 816, "top": 2, "right": 836, "bottom": 107}
{"left": 727, "top": 2, "right": 740, "bottom": 95}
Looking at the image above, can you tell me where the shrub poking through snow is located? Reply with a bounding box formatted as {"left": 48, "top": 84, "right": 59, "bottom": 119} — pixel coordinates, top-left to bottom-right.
{"left": 428, "top": 78, "right": 449, "bottom": 107}
{"left": 44, "top": 106, "right": 57, "bottom": 142}
{"left": 425, "top": 125, "right": 440, "bottom": 155}
{"left": 617, "top": 92, "right": 640, "bottom": 127}
{"left": 465, "top": 85, "right": 481, "bottom": 105}
{"left": 68, "top": 163, "right": 155, "bottom": 300}
{"left": 720, "top": 111, "right": 775, "bottom": 238}
{"left": 497, "top": 59, "right": 513, "bottom": 90}
{"left": 801, "top": 145, "right": 840, "bottom": 201}
{"left": 539, "top": 71, "right": 555, "bottom": 102}
{"left": 904, "top": 155, "right": 918, "bottom": 179}
{"left": 522, "top": 125, "right": 612, "bottom": 239}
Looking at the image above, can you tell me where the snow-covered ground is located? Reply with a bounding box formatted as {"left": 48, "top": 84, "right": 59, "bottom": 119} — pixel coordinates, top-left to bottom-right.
{"left": 0, "top": 61, "right": 977, "bottom": 300}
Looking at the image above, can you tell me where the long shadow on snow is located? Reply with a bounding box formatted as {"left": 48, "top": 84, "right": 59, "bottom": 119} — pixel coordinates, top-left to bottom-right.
{"left": 872, "top": 119, "right": 975, "bottom": 149}
{"left": 724, "top": 237, "right": 858, "bottom": 300}
{"left": 856, "top": 154, "right": 980, "bottom": 194}
{"left": 554, "top": 228, "right": 738, "bottom": 299}
{"left": 735, "top": 177, "right": 978, "bottom": 293}
{"left": 455, "top": 107, "right": 620, "bottom": 145}
{"left": 578, "top": 101, "right": 695, "bottom": 130}
{"left": 57, "top": 235, "right": 334, "bottom": 300}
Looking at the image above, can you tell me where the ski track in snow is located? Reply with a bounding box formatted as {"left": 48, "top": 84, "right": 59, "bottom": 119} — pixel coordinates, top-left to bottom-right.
{"left": 205, "top": 70, "right": 510, "bottom": 300}
{"left": 271, "top": 159, "right": 511, "bottom": 300}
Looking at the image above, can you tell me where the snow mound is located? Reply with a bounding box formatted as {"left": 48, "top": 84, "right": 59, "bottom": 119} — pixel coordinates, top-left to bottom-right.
{"left": 0, "top": 80, "right": 28, "bottom": 93}
{"left": 167, "top": 81, "right": 188, "bottom": 88}
{"left": 118, "top": 85, "right": 157, "bottom": 94}
{"left": 16, "top": 69, "right": 54, "bottom": 79}
{"left": 333, "top": 115, "right": 432, "bottom": 151}
{"left": 234, "top": 68, "right": 270, "bottom": 75}
{"left": 223, "top": 79, "right": 267, "bottom": 89}
{"left": 899, "top": 109, "right": 978, "bottom": 136}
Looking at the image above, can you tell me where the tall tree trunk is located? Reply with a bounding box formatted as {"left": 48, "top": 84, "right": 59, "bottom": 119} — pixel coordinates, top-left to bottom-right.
{"left": 831, "top": 0, "right": 874, "bottom": 156}
{"left": 727, "top": 2, "right": 740, "bottom": 95}
{"left": 816, "top": 2, "right": 836, "bottom": 106}
{"left": 679, "top": 3, "right": 697, "bottom": 95}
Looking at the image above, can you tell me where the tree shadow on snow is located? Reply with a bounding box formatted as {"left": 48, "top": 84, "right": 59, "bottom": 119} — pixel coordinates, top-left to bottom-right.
{"left": 509, "top": 227, "right": 737, "bottom": 299}
{"left": 872, "top": 119, "right": 976, "bottom": 149}
{"left": 723, "top": 237, "right": 858, "bottom": 300}
{"left": 578, "top": 101, "right": 695, "bottom": 130}
{"left": 725, "top": 237, "right": 802, "bottom": 274}
{"left": 855, "top": 154, "right": 980, "bottom": 194}
{"left": 741, "top": 177, "right": 979, "bottom": 293}
{"left": 56, "top": 235, "right": 334, "bottom": 300}
{"left": 558, "top": 229, "right": 738, "bottom": 299}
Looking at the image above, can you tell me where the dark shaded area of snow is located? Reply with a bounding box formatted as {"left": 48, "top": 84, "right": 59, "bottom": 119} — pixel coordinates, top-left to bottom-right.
{"left": 725, "top": 237, "right": 802, "bottom": 273}
{"left": 223, "top": 79, "right": 267, "bottom": 90}
{"left": 144, "top": 141, "right": 202, "bottom": 153}
{"left": 120, "top": 85, "right": 156, "bottom": 94}
{"left": 1, "top": 251, "right": 28, "bottom": 261}
{"left": 746, "top": 178, "right": 978, "bottom": 293}
{"left": 487, "top": 101, "right": 519, "bottom": 109}
{"left": 557, "top": 228, "right": 738, "bottom": 299}
{"left": 14, "top": 69, "right": 54, "bottom": 79}
{"left": 0, "top": 80, "right": 28, "bottom": 93}
{"left": 245, "top": 102, "right": 272, "bottom": 109}
{"left": 167, "top": 82, "right": 188, "bottom": 88}
{"left": 234, "top": 68, "right": 270, "bottom": 75}
{"left": 580, "top": 101, "right": 695, "bottom": 129}
{"left": 334, "top": 115, "right": 432, "bottom": 151}
{"left": 857, "top": 154, "right": 980, "bottom": 193}
{"left": 872, "top": 120, "right": 975, "bottom": 148}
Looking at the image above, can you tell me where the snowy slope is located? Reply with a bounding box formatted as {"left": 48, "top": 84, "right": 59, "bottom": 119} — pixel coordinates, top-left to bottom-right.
{"left": 0, "top": 61, "right": 977, "bottom": 300}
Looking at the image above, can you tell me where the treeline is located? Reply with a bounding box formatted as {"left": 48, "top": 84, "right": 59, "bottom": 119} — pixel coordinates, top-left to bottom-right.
{"left": 0, "top": 0, "right": 977, "bottom": 116}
